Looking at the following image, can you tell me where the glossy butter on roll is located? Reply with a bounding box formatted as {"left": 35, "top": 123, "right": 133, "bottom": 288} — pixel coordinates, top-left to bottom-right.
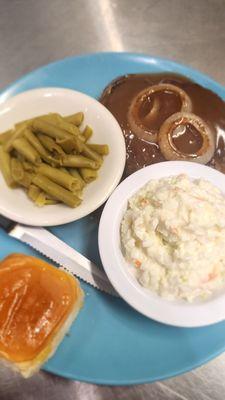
{"left": 0, "top": 253, "right": 84, "bottom": 377}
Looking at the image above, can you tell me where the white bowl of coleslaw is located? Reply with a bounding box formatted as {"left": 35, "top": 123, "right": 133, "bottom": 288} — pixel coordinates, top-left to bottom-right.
{"left": 99, "top": 161, "right": 225, "bottom": 327}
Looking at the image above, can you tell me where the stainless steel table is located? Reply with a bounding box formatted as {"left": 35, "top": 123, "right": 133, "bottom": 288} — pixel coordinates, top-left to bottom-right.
{"left": 0, "top": 0, "right": 225, "bottom": 399}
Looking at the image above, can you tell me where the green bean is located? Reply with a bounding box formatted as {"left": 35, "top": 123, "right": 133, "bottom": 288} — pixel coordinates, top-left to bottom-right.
{"left": 59, "top": 119, "right": 82, "bottom": 136}
{"left": 45, "top": 193, "right": 58, "bottom": 203}
{"left": 79, "top": 168, "right": 98, "bottom": 183}
{"left": 35, "top": 192, "right": 47, "bottom": 207}
{"left": 72, "top": 136, "right": 84, "bottom": 153}
{"left": 59, "top": 120, "right": 85, "bottom": 140}
{"left": 22, "top": 160, "right": 36, "bottom": 173}
{"left": 57, "top": 137, "right": 81, "bottom": 153}
{"left": 82, "top": 143, "right": 103, "bottom": 163}
{"left": 36, "top": 191, "right": 56, "bottom": 207}
{"left": 4, "top": 124, "right": 26, "bottom": 152}
{"left": 82, "top": 125, "right": 93, "bottom": 141}
{"left": 24, "top": 146, "right": 61, "bottom": 167}
{"left": 45, "top": 198, "right": 58, "bottom": 205}
{"left": 0, "top": 130, "right": 13, "bottom": 145}
{"left": 40, "top": 114, "right": 86, "bottom": 142}
{"left": 75, "top": 189, "right": 83, "bottom": 199}
{"left": 24, "top": 129, "right": 60, "bottom": 166}
{"left": 24, "top": 129, "right": 60, "bottom": 167}
{"left": 11, "top": 158, "right": 24, "bottom": 181}
{"left": 28, "top": 184, "right": 58, "bottom": 206}
{"left": 42, "top": 114, "right": 81, "bottom": 136}
{"left": 64, "top": 112, "right": 84, "bottom": 126}
{"left": 47, "top": 156, "right": 62, "bottom": 168}
{"left": 29, "top": 189, "right": 48, "bottom": 207}
{"left": 37, "top": 133, "right": 65, "bottom": 155}
{"left": 69, "top": 168, "right": 85, "bottom": 189}
{"left": 28, "top": 184, "right": 42, "bottom": 202}
{"left": 32, "top": 119, "right": 84, "bottom": 152}
{"left": 24, "top": 128, "right": 50, "bottom": 159}
{"left": 37, "top": 163, "right": 79, "bottom": 191}
{"left": 88, "top": 143, "right": 109, "bottom": 155}
{"left": 0, "top": 146, "right": 17, "bottom": 187}
{"left": 32, "top": 119, "right": 72, "bottom": 141}
{"left": 62, "top": 155, "right": 99, "bottom": 169}
{"left": 32, "top": 174, "right": 81, "bottom": 208}
{"left": 12, "top": 138, "right": 41, "bottom": 164}
{"left": 15, "top": 171, "right": 34, "bottom": 188}
{"left": 15, "top": 114, "right": 58, "bottom": 129}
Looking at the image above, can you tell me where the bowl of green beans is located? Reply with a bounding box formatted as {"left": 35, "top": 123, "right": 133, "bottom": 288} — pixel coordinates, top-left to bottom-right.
{"left": 0, "top": 88, "right": 126, "bottom": 226}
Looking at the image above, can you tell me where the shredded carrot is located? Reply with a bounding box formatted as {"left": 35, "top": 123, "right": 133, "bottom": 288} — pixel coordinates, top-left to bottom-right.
{"left": 208, "top": 271, "right": 218, "bottom": 281}
{"left": 140, "top": 198, "right": 149, "bottom": 206}
{"left": 193, "top": 196, "right": 205, "bottom": 202}
{"left": 201, "top": 271, "right": 218, "bottom": 284}
{"left": 134, "top": 259, "right": 141, "bottom": 268}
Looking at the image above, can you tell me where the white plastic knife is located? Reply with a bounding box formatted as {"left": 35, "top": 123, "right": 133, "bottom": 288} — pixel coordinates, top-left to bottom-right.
{"left": 0, "top": 214, "right": 118, "bottom": 297}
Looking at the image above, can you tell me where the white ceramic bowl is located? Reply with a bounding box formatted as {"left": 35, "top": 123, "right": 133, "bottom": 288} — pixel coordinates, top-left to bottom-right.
{"left": 0, "top": 88, "right": 126, "bottom": 226}
{"left": 98, "top": 161, "right": 225, "bottom": 328}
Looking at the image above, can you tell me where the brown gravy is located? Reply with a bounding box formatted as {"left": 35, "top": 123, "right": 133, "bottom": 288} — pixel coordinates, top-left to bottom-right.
{"left": 100, "top": 73, "right": 225, "bottom": 176}
{"left": 171, "top": 124, "right": 203, "bottom": 155}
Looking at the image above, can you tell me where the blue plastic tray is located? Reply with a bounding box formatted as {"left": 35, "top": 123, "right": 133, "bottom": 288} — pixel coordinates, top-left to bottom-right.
{"left": 1, "top": 53, "right": 225, "bottom": 385}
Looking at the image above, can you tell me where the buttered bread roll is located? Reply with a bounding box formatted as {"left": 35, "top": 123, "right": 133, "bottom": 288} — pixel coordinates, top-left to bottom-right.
{"left": 0, "top": 253, "right": 84, "bottom": 378}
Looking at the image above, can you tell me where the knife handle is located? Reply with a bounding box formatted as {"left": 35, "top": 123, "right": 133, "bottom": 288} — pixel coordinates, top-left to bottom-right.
{"left": 0, "top": 215, "right": 16, "bottom": 232}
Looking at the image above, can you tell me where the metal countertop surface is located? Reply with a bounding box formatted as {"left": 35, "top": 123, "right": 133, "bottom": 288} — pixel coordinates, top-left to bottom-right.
{"left": 0, "top": 0, "right": 225, "bottom": 399}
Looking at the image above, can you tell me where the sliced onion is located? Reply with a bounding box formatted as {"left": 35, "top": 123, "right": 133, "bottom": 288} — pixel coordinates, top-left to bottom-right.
{"left": 158, "top": 112, "right": 215, "bottom": 164}
{"left": 128, "top": 83, "right": 192, "bottom": 143}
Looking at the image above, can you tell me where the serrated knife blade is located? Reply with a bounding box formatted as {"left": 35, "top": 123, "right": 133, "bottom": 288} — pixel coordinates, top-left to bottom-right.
{"left": 0, "top": 215, "right": 118, "bottom": 297}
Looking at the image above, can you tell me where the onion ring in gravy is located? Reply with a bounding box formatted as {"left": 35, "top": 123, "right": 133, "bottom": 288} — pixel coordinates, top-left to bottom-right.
{"left": 158, "top": 112, "right": 215, "bottom": 164}
{"left": 128, "top": 83, "right": 192, "bottom": 143}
